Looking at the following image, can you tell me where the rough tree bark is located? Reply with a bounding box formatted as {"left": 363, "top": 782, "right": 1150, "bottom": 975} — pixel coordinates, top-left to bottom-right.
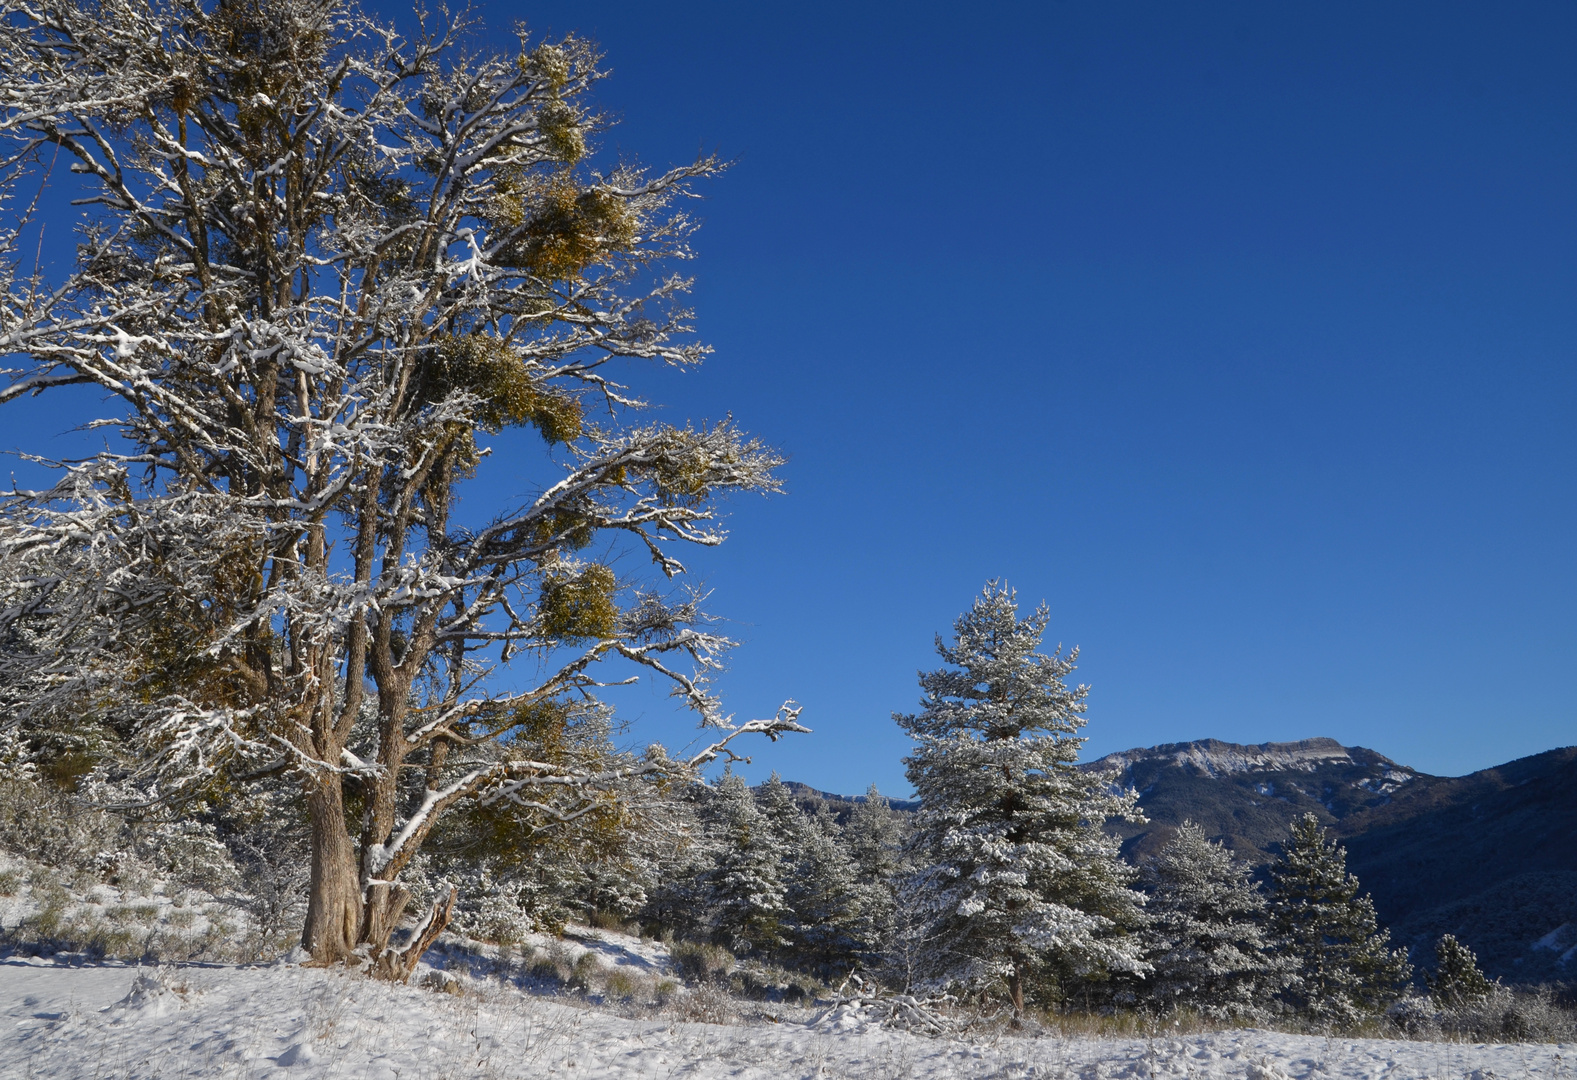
{"left": 304, "top": 782, "right": 363, "bottom": 962}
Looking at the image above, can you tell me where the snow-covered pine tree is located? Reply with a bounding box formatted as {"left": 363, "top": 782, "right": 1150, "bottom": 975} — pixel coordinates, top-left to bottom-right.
{"left": 755, "top": 773, "right": 810, "bottom": 856}
{"left": 1426, "top": 934, "right": 1495, "bottom": 1009}
{"left": 1268, "top": 814, "right": 1412, "bottom": 1026}
{"left": 846, "top": 787, "right": 907, "bottom": 888}
{"left": 844, "top": 786, "right": 909, "bottom": 973}
{"left": 0, "top": 0, "right": 806, "bottom": 974}
{"left": 1136, "top": 821, "right": 1290, "bottom": 1020}
{"left": 706, "top": 770, "right": 790, "bottom": 956}
{"left": 750, "top": 771, "right": 868, "bottom": 974}
{"left": 783, "top": 800, "right": 864, "bottom": 978}
{"left": 898, "top": 581, "right": 1147, "bottom": 1015}
{"left": 636, "top": 782, "right": 719, "bottom": 941}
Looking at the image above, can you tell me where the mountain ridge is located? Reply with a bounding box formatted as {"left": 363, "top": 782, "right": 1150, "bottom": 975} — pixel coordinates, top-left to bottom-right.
{"left": 1088, "top": 736, "right": 1388, "bottom": 780}
{"left": 1073, "top": 736, "right": 1577, "bottom": 981}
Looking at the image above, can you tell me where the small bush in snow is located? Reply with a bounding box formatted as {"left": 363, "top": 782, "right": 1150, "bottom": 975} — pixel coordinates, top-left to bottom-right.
{"left": 568, "top": 950, "right": 605, "bottom": 991}
{"left": 732, "top": 961, "right": 823, "bottom": 1003}
{"left": 602, "top": 968, "right": 641, "bottom": 1001}
{"left": 532, "top": 942, "right": 578, "bottom": 984}
{"left": 589, "top": 909, "right": 640, "bottom": 935}
{"left": 672, "top": 981, "right": 739, "bottom": 1025}
{"left": 671, "top": 940, "right": 736, "bottom": 985}
{"left": 1390, "top": 985, "right": 1577, "bottom": 1043}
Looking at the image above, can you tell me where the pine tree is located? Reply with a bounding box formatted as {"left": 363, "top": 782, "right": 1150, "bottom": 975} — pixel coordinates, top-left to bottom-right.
{"left": 784, "top": 804, "right": 864, "bottom": 978}
{"left": 1426, "top": 934, "right": 1495, "bottom": 1008}
{"left": 706, "top": 771, "right": 790, "bottom": 956}
{"left": 1137, "top": 821, "right": 1290, "bottom": 1019}
{"left": 1268, "top": 814, "right": 1412, "bottom": 1025}
{"left": 637, "top": 783, "right": 719, "bottom": 941}
{"left": 755, "top": 773, "right": 811, "bottom": 854}
{"left": 898, "top": 581, "right": 1147, "bottom": 1014}
{"left": 846, "top": 787, "right": 907, "bottom": 887}
{"left": 844, "top": 786, "right": 908, "bottom": 973}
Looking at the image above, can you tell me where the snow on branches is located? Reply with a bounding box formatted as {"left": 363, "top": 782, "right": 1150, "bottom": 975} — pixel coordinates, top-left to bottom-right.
{"left": 897, "top": 581, "right": 1148, "bottom": 1015}
{"left": 0, "top": 0, "right": 799, "bottom": 969}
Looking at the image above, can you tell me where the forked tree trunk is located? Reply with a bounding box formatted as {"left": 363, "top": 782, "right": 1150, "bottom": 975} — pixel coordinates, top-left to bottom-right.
{"left": 370, "top": 887, "right": 457, "bottom": 983}
{"left": 302, "top": 776, "right": 459, "bottom": 976}
{"left": 358, "top": 882, "right": 413, "bottom": 955}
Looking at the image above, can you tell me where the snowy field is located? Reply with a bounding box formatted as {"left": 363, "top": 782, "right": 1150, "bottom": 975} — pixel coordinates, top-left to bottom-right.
{"left": 2, "top": 956, "right": 1571, "bottom": 1080}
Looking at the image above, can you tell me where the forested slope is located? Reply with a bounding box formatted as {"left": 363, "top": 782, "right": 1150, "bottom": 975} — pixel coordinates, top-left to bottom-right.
{"left": 1069, "top": 740, "right": 1577, "bottom": 980}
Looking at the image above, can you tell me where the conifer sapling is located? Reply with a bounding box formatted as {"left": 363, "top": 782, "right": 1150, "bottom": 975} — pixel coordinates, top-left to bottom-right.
{"left": 1268, "top": 814, "right": 1411, "bottom": 1025}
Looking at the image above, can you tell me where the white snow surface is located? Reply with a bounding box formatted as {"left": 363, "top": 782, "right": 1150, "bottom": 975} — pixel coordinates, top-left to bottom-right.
{"left": 3, "top": 956, "right": 1571, "bottom": 1079}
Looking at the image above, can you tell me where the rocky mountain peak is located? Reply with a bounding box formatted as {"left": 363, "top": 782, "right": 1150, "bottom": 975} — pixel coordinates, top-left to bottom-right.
{"left": 1086, "top": 736, "right": 1407, "bottom": 780}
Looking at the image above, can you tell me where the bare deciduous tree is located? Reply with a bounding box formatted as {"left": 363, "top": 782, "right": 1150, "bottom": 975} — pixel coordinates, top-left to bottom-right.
{"left": 0, "top": 0, "right": 802, "bottom": 975}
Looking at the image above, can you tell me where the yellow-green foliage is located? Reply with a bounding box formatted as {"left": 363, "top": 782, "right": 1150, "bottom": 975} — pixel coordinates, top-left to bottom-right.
{"left": 538, "top": 564, "right": 618, "bottom": 641}
{"left": 537, "top": 100, "right": 586, "bottom": 165}
{"left": 513, "top": 698, "right": 573, "bottom": 763}
{"left": 650, "top": 425, "right": 741, "bottom": 506}
{"left": 530, "top": 505, "right": 597, "bottom": 553}
{"left": 423, "top": 335, "right": 582, "bottom": 443}
{"left": 526, "top": 42, "right": 572, "bottom": 91}
{"left": 490, "top": 173, "right": 636, "bottom": 280}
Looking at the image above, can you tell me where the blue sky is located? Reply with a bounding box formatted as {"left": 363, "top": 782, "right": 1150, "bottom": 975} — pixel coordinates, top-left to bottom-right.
{"left": 8, "top": 2, "right": 1577, "bottom": 795}
{"left": 501, "top": 0, "right": 1577, "bottom": 793}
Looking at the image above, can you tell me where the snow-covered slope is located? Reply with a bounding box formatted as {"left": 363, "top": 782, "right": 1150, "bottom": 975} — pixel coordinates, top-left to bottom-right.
{"left": 1073, "top": 737, "right": 1422, "bottom": 870}
{"left": 2, "top": 957, "right": 1571, "bottom": 1080}
{"left": 1086, "top": 737, "right": 1402, "bottom": 781}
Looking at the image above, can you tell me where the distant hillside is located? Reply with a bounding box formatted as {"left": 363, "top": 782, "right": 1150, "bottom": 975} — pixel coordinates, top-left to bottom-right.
{"left": 1080, "top": 738, "right": 1577, "bottom": 981}
{"left": 767, "top": 781, "right": 919, "bottom": 824}
{"left": 1338, "top": 746, "right": 1577, "bottom": 983}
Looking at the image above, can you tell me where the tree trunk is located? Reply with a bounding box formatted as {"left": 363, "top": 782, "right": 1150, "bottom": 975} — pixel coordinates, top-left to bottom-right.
{"left": 302, "top": 779, "right": 361, "bottom": 962}
{"left": 358, "top": 882, "right": 412, "bottom": 954}
{"left": 1009, "top": 958, "right": 1026, "bottom": 1019}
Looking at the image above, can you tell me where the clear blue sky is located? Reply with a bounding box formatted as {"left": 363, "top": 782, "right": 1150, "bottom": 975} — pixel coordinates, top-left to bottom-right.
{"left": 9, "top": 2, "right": 1577, "bottom": 795}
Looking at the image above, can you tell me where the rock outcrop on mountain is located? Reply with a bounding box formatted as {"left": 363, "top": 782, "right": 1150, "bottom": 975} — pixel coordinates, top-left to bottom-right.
{"left": 1080, "top": 737, "right": 1421, "bottom": 865}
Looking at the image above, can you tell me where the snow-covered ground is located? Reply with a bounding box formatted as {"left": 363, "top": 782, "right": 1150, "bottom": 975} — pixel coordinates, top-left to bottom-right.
{"left": 2, "top": 956, "right": 1571, "bottom": 1080}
